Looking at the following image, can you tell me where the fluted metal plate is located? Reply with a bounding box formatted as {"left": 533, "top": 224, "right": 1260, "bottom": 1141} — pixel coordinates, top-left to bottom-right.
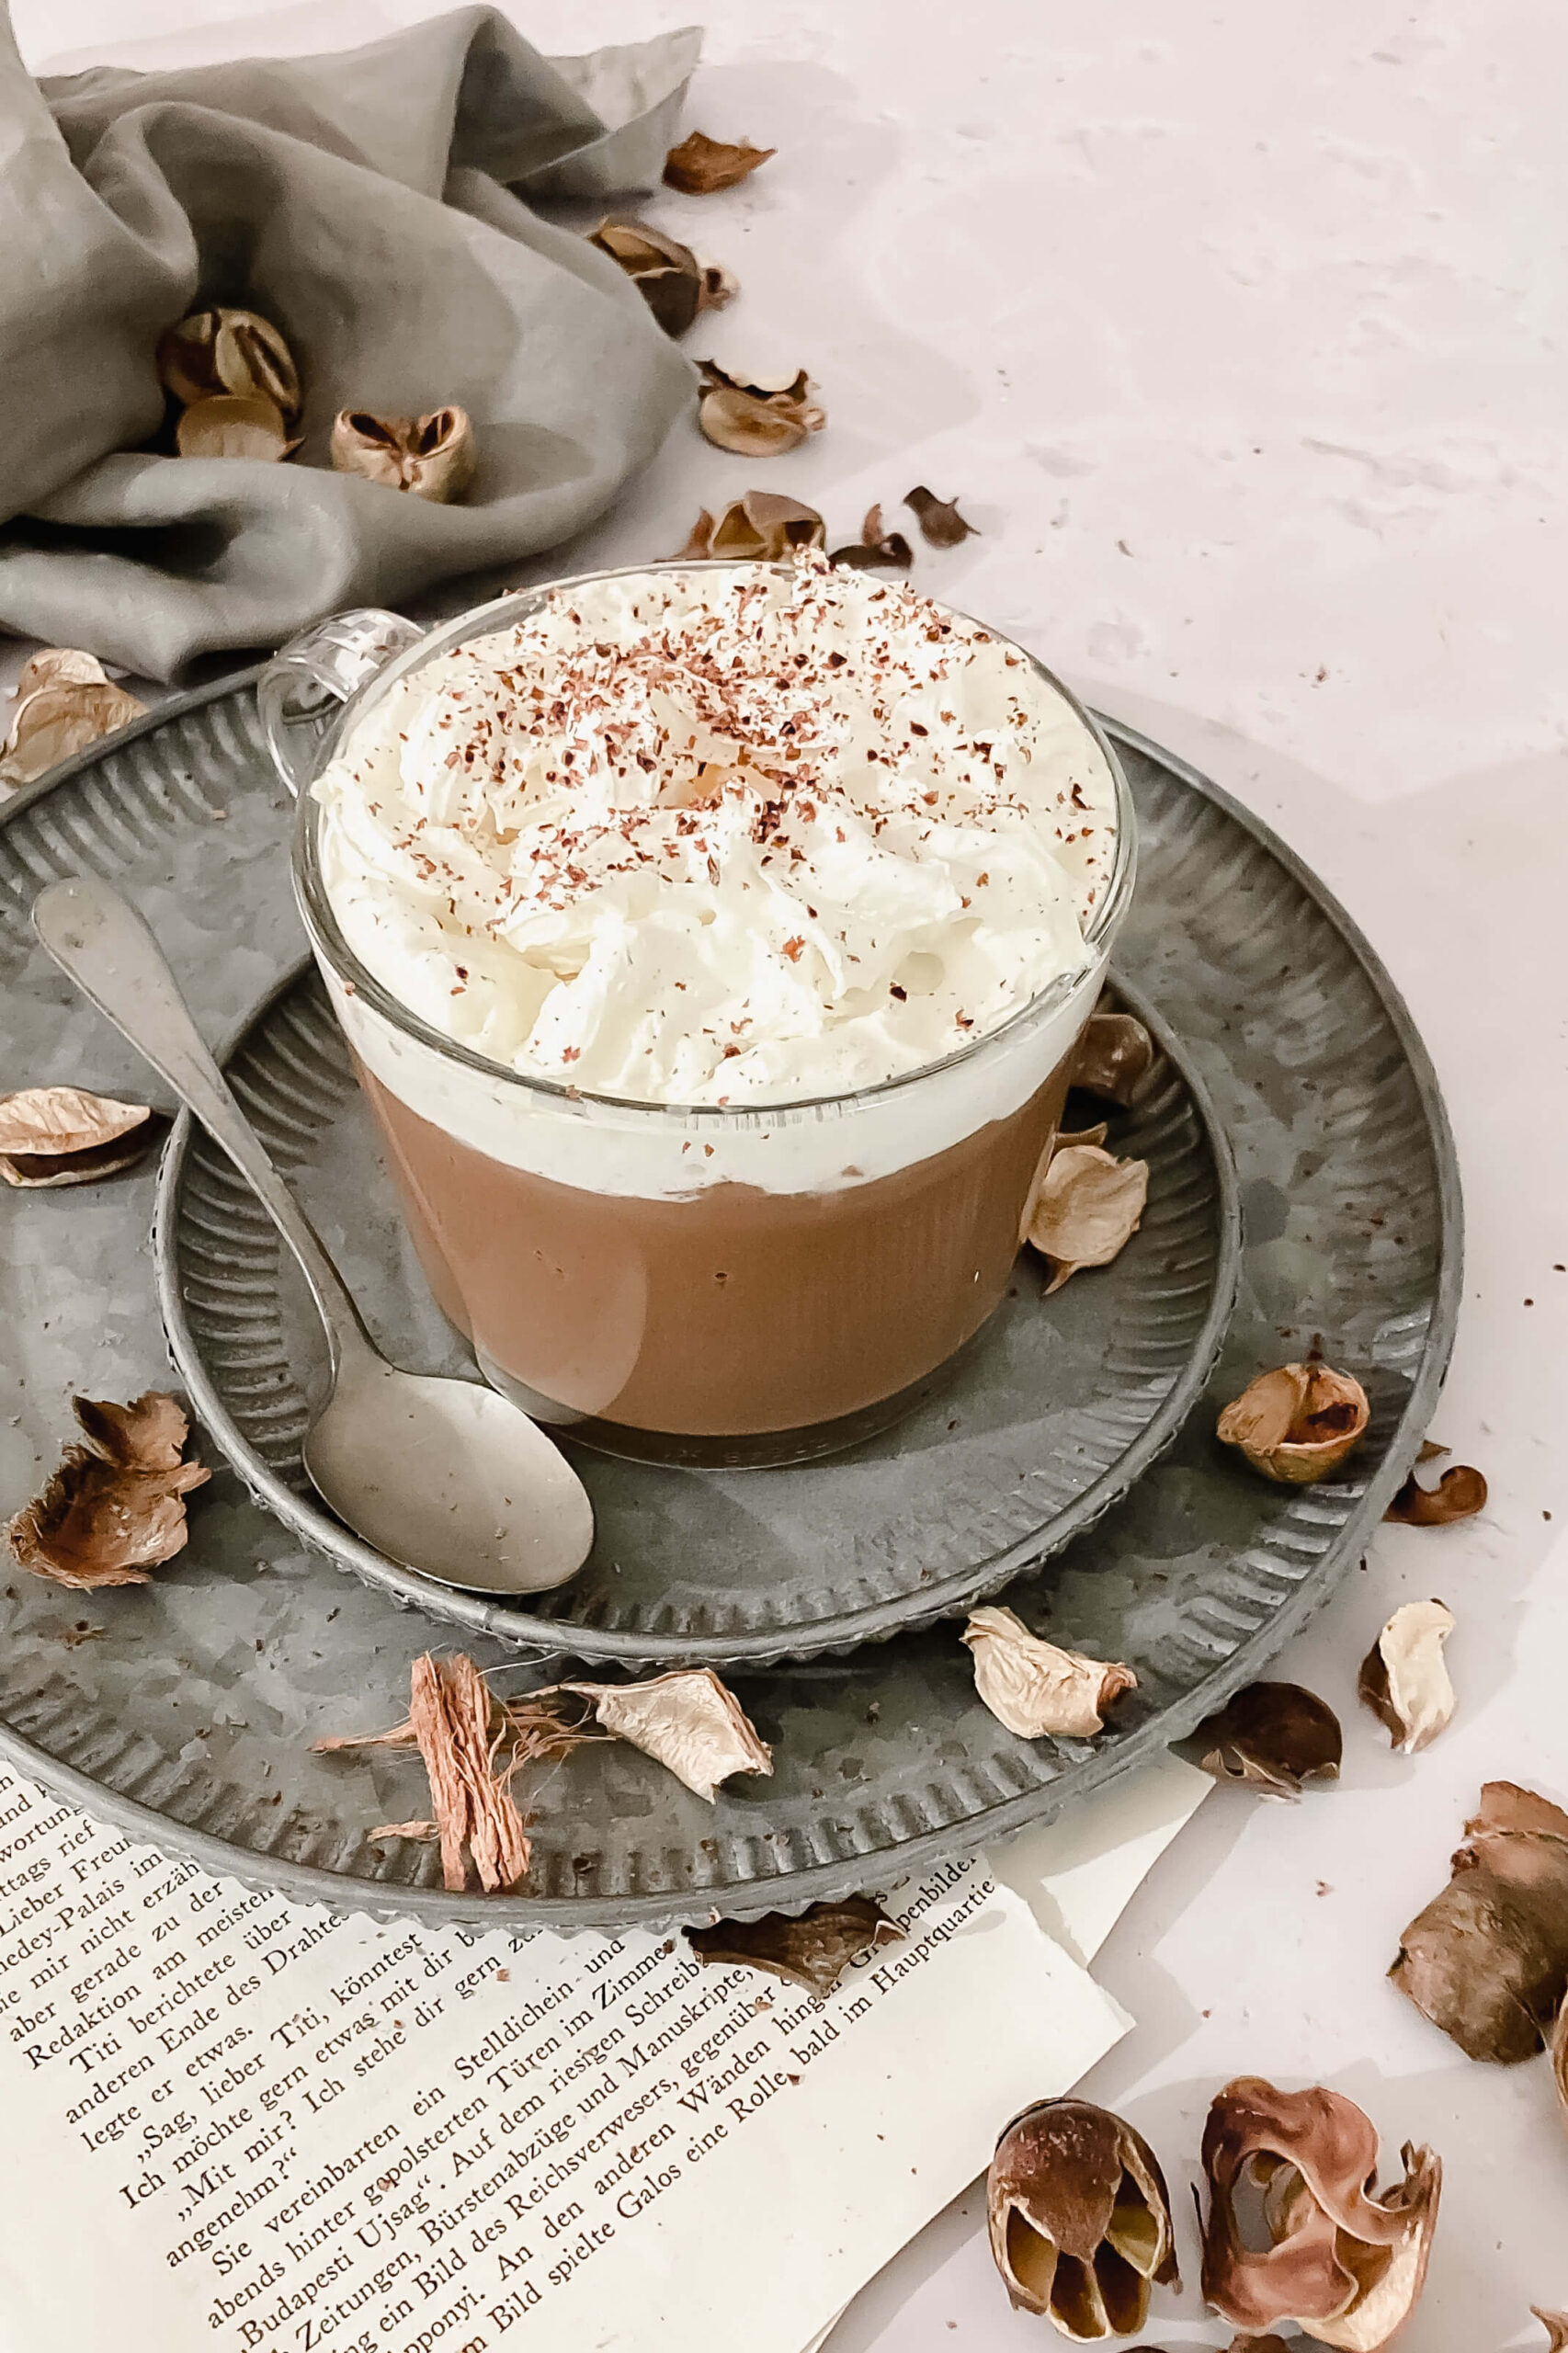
{"left": 156, "top": 961, "right": 1238, "bottom": 1665}
{"left": 0, "top": 680, "right": 1460, "bottom": 1930}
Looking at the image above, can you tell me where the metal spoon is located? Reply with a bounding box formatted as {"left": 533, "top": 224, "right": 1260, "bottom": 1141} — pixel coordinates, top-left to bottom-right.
{"left": 32, "top": 875, "right": 595, "bottom": 1596}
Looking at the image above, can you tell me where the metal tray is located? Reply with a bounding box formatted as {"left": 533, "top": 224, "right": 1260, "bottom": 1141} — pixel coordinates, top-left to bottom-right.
{"left": 155, "top": 961, "right": 1239, "bottom": 1665}
{"left": 0, "top": 679, "right": 1461, "bottom": 1930}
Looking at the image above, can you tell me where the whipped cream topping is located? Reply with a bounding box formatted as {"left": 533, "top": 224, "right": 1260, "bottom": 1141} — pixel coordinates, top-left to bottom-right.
{"left": 313, "top": 560, "right": 1118, "bottom": 1107}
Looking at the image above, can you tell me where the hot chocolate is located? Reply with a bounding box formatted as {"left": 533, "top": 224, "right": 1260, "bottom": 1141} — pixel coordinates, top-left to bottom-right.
{"left": 302, "top": 558, "right": 1131, "bottom": 1462}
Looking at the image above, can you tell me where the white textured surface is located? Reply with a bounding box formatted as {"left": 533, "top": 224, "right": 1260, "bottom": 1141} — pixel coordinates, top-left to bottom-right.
{"left": 9, "top": 0, "right": 1568, "bottom": 2343}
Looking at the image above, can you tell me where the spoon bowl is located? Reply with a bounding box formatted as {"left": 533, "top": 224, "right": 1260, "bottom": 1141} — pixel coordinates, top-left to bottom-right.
{"left": 33, "top": 874, "right": 595, "bottom": 1597}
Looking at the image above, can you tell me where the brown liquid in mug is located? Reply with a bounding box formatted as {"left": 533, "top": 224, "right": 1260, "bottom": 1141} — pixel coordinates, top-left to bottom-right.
{"left": 358, "top": 1051, "right": 1074, "bottom": 1449}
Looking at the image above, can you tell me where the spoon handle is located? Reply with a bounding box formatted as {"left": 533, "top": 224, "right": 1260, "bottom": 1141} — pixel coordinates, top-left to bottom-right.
{"left": 32, "top": 875, "right": 369, "bottom": 1373}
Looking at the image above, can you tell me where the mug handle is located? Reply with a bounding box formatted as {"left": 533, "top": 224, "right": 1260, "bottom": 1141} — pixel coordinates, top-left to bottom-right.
{"left": 257, "top": 608, "right": 427, "bottom": 796}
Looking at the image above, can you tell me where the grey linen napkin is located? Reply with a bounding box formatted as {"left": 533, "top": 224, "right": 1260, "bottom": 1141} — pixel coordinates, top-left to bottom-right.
{"left": 0, "top": 6, "right": 699, "bottom": 678}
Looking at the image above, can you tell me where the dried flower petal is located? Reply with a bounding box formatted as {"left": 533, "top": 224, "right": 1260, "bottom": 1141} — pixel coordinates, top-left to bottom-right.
{"left": 1026, "top": 1143, "right": 1148, "bottom": 1292}
{"left": 1391, "top": 1780, "right": 1568, "bottom": 2062}
{"left": 686, "top": 1895, "right": 901, "bottom": 1995}
{"left": 0, "top": 1085, "right": 156, "bottom": 1188}
{"left": 1189, "top": 1682, "right": 1342, "bottom": 1800}
{"left": 1, "top": 654, "right": 147, "bottom": 787}
{"left": 157, "top": 307, "right": 300, "bottom": 417}
{"left": 588, "top": 216, "right": 734, "bottom": 336}
{"left": 987, "top": 2097, "right": 1178, "bottom": 2339}
{"left": 903, "top": 485, "right": 978, "bottom": 547}
{"left": 664, "top": 131, "right": 775, "bottom": 193}
{"left": 1201, "top": 2077, "right": 1440, "bottom": 2347}
{"left": 1217, "top": 1363, "right": 1370, "bottom": 1485}
{"left": 176, "top": 393, "right": 297, "bottom": 462}
{"left": 330, "top": 407, "right": 475, "bottom": 501}
{"left": 1533, "top": 2313, "right": 1568, "bottom": 2353}
{"left": 6, "top": 1392, "right": 209, "bottom": 1590}
{"left": 963, "top": 1606, "right": 1135, "bottom": 1740}
{"left": 673, "top": 490, "right": 825, "bottom": 563}
{"left": 697, "top": 360, "right": 824, "bottom": 457}
{"left": 562, "top": 1667, "right": 772, "bottom": 1802}
{"left": 1358, "top": 1599, "right": 1456, "bottom": 1753}
{"left": 1384, "top": 1459, "right": 1486, "bottom": 1525}
{"left": 1072, "top": 1011, "right": 1155, "bottom": 1106}
{"left": 831, "top": 502, "right": 915, "bottom": 572}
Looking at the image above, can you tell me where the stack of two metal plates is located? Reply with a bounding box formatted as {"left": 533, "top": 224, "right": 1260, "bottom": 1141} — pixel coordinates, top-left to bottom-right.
{"left": 0, "top": 681, "right": 1459, "bottom": 1928}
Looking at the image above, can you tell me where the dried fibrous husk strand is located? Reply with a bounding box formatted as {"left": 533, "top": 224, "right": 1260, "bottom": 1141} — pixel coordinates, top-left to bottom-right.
{"left": 963, "top": 1607, "right": 1135, "bottom": 1740}
{"left": 1533, "top": 2313, "right": 1568, "bottom": 2352}
{"left": 1217, "top": 1362, "right": 1369, "bottom": 1484}
{"left": 1025, "top": 1143, "right": 1148, "bottom": 1291}
{"left": 330, "top": 407, "right": 475, "bottom": 502}
{"left": 1, "top": 652, "right": 147, "bottom": 787}
{"left": 664, "top": 131, "right": 775, "bottom": 192}
{"left": 986, "top": 2097, "right": 1178, "bottom": 2340}
{"left": 0, "top": 1086, "right": 156, "bottom": 1188}
{"left": 562, "top": 1667, "right": 772, "bottom": 1802}
{"left": 696, "top": 360, "right": 824, "bottom": 456}
{"left": 1201, "top": 2077, "right": 1440, "bottom": 2347}
{"left": 157, "top": 306, "right": 301, "bottom": 416}
{"left": 588, "top": 216, "right": 734, "bottom": 335}
{"left": 831, "top": 503, "right": 914, "bottom": 571}
{"left": 1358, "top": 1598, "right": 1457, "bottom": 1753}
{"left": 686, "top": 1896, "right": 902, "bottom": 1995}
{"left": 176, "top": 394, "right": 298, "bottom": 462}
{"left": 405, "top": 1654, "right": 531, "bottom": 1893}
{"left": 1189, "top": 1681, "right": 1343, "bottom": 1800}
{"left": 903, "top": 485, "right": 978, "bottom": 547}
{"left": 673, "top": 490, "right": 825, "bottom": 562}
{"left": 1391, "top": 1780, "right": 1568, "bottom": 2062}
{"left": 6, "top": 1392, "right": 209, "bottom": 1589}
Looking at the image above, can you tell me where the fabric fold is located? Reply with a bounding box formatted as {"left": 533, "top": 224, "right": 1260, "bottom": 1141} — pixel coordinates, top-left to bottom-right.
{"left": 0, "top": 5, "right": 699, "bottom": 677}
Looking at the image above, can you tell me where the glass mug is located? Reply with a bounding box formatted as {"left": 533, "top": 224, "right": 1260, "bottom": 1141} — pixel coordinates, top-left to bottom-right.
{"left": 258, "top": 565, "right": 1137, "bottom": 1469}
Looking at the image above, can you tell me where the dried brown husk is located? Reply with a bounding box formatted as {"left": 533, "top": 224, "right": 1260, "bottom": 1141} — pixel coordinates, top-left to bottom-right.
{"left": 588, "top": 216, "right": 733, "bottom": 335}
{"left": 562, "top": 1666, "right": 772, "bottom": 1802}
{"left": 1391, "top": 1780, "right": 1568, "bottom": 2062}
{"left": 330, "top": 407, "right": 475, "bottom": 501}
{"left": 1232, "top": 2339, "right": 1294, "bottom": 2352}
{"left": 1553, "top": 2006, "right": 1568, "bottom": 2140}
{"left": 674, "top": 490, "right": 826, "bottom": 562}
{"left": 831, "top": 503, "right": 914, "bottom": 572}
{"left": 1072, "top": 1011, "right": 1155, "bottom": 1106}
{"left": 315, "top": 1654, "right": 558, "bottom": 1892}
{"left": 686, "top": 1895, "right": 902, "bottom": 1995}
{"left": 156, "top": 307, "right": 301, "bottom": 417}
{"left": 1201, "top": 2076, "right": 1440, "bottom": 2347}
{"left": 176, "top": 393, "right": 298, "bottom": 462}
{"left": 0, "top": 1085, "right": 155, "bottom": 1188}
{"left": 1189, "top": 1682, "right": 1342, "bottom": 1800}
{"left": 1026, "top": 1142, "right": 1148, "bottom": 1292}
{"left": 664, "top": 131, "right": 775, "bottom": 193}
{"left": 6, "top": 1391, "right": 210, "bottom": 1590}
{"left": 1358, "top": 1598, "right": 1456, "bottom": 1754}
{"left": 697, "top": 360, "right": 824, "bottom": 456}
{"left": 1536, "top": 2310, "right": 1568, "bottom": 2350}
{"left": 987, "top": 2097, "right": 1178, "bottom": 2340}
{"left": 1, "top": 653, "right": 147, "bottom": 787}
{"left": 903, "top": 484, "right": 978, "bottom": 547}
{"left": 963, "top": 1606, "right": 1135, "bottom": 1740}
{"left": 1217, "top": 1363, "right": 1370, "bottom": 1485}
{"left": 1384, "top": 1449, "right": 1486, "bottom": 1525}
